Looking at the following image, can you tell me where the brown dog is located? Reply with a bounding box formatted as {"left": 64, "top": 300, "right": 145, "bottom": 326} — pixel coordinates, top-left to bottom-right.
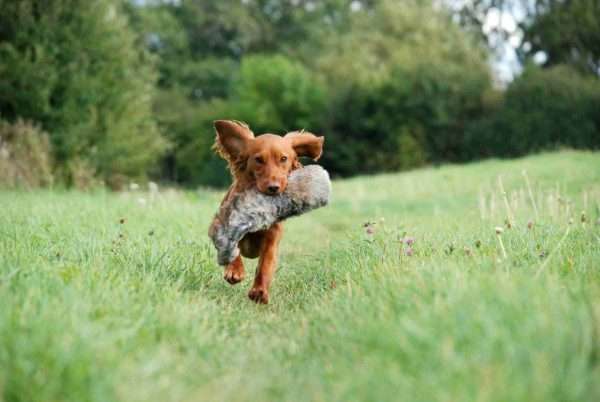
{"left": 210, "top": 120, "right": 324, "bottom": 304}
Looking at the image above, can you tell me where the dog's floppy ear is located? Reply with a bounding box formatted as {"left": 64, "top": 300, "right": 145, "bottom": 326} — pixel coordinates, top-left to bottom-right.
{"left": 285, "top": 130, "right": 324, "bottom": 161}
{"left": 213, "top": 120, "right": 254, "bottom": 160}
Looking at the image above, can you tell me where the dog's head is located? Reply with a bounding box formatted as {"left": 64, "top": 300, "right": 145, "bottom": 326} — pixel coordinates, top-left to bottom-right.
{"left": 213, "top": 120, "right": 324, "bottom": 195}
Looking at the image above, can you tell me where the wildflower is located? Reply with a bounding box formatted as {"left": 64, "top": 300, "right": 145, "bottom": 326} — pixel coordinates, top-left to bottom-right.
{"left": 527, "top": 220, "right": 534, "bottom": 230}
{"left": 403, "top": 236, "right": 415, "bottom": 246}
{"left": 495, "top": 227, "right": 504, "bottom": 235}
{"left": 137, "top": 197, "right": 147, "bottom": 206}
{"left": 463, "top": 246, "right": 472, "bottom": 256}
{"left": 363, "top": 222, "right": 376, "bottom": 238}
{"left": 405, "top": 247, "right": 414, "bottom": 256}
{"left": 129, "top": 182, "right": 140, "bottom": 191}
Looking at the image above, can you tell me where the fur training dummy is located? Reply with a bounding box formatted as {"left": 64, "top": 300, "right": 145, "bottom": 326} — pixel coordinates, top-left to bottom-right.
{"left": 209, "top": 165, "right": 331, "bottom": 266}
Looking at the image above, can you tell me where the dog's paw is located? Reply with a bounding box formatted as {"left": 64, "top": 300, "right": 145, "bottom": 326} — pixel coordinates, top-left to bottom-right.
{"left": 224, "top": 269, "right": 244, "bottom": 284}
{"left": 248, "top": 287, "right": 269, "bottom": 304}
{"left": 223, "top": 258, "right": 244, "bottom": 285}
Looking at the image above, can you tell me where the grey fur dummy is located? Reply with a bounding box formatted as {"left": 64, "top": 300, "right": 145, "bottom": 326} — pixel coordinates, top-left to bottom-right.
{"left": 209, "top": 165, "right": 331, "bottom": 266}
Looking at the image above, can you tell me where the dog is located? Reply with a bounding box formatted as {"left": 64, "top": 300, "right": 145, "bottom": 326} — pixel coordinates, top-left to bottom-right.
{"left": 209, "top": 120, "right": 324, "bottom": 304}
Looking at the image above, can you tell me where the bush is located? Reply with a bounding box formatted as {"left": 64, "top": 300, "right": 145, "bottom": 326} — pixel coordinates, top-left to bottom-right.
{"left": 0, "top": 119, "right": 54, "bottom": 189}
{"left": 172, "top": 98, "right": 231, "bottom": 188}
{"left": 0, "top": 0, "right": 167, "bottom": 184}
{"left": 316, "top": 0, "right": 492, "bottom": 176}
{"left": 230, "top": 55, "right": 327, "bottom": 134}
{"left": 465, "top": 65, "right": 600, "bottom": 158}
{"left": 321, "top": 62, "right": 490, "bottom": 175}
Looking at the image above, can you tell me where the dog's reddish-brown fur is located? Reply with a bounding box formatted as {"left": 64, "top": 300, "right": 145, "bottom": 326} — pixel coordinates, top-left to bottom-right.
{"left": 210, "top": 120, "right": 324, "bottom": 304}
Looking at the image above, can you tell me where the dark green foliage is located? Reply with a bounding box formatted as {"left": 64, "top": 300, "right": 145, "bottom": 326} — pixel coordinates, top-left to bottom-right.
{"left": 318, "top": 0, "right": 492, "bottom": 176}
{"left": 1, "top": 0, "right": 598, "bottom": 188}
{"left": 465, "top": 65, "right": 600, "bottom": 157}
{"left": 124, "top": 0, "right": 340, "bottom": 186}
{"left": 161, "top": 55, "right": 327, "bottom": 187}
{"left": 230, "top": 55, "right": 327, "bottom": 134}
{"left": 170, "top": 98, "right": 232, "bottom": 188}
{"left": 521, "top": 0, "right": 600, "bottom": 76}
{"left": 0, "top": 0, "right": 167, "bottom": 184}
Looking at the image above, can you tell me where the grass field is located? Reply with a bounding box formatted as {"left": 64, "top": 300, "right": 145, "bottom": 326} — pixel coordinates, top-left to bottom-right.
{"left": 1, "top": 151, "right": 600, "bottom": 402}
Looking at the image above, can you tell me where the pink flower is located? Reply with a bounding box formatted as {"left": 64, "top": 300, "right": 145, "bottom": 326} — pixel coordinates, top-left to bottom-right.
{"left": 403, "top": 236, "right": 415, "bottom": 246}
{"left": 405, "top": 247, "right": 414, "bottom": 256}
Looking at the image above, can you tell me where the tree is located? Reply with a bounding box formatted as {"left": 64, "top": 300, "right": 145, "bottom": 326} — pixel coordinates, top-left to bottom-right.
{"left": 316, "top": 0, "right": 492, "bottom": 174}
{"left": 125, "top": 0, "right": 359, "bottom": 185}
{"left": 450, "top": 0, "right": 600, "bottom": 77}
{"left": 521, "top": 0, "right": 600, "bottom": 76}
{"left": 0, "top": 0, "right": 167, "bottom": 185}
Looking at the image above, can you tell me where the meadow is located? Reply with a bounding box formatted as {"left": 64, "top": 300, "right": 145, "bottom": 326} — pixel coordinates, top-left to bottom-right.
{"left": 1, "top": 150, "right": 599, "bottom": 402}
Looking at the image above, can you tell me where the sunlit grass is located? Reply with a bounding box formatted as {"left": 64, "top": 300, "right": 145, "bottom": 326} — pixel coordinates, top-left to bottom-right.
{"left": 1, "top": 150, "right": 599, "bottom": 402}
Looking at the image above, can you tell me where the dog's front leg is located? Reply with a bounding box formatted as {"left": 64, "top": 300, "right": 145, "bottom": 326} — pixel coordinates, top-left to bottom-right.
{"left": 224, "top": 255, "right": 245, "bottom": 284}
{"left": 248, "top": 222, "right": 283, "bottom": 304}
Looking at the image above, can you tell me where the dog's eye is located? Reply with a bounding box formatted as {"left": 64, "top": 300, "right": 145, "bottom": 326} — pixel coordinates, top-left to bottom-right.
{"left": 255, "top": 156, "right": 264, "bottom": 164}
{"left": 280, "top": 156, "right": 288, "bottom": 163}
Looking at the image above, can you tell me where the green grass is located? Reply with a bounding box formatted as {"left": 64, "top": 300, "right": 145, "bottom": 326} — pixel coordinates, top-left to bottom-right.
{"left": 1, "top": 150, "right": 600, "bottom": 402}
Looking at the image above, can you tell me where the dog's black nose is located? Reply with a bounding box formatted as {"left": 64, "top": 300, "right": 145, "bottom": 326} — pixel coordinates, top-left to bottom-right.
{"left": 267, "top": 185, "right": 280, "bottom": 194}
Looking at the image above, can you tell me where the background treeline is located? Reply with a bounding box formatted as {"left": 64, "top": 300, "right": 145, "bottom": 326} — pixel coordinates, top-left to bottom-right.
{"left": 1, "top": 0, "right": 599, "bottom": 189}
